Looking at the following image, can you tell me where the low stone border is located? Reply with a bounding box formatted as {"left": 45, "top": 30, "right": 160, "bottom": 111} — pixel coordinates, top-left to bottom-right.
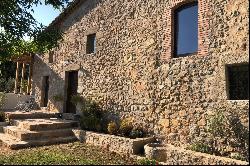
{"left": 72, "top": 129, "right": 156, "bottom": 155}
{"left": 0, "top": 122, "right": 8, "bottom": 133}
{"left": 144, "top": 143, "right": 249, "bottom": 165}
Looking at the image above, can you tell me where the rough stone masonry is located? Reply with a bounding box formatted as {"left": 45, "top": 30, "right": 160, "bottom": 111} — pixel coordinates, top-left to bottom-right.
{"left": 32, "top": 0, "right": 249, "bottom": 144}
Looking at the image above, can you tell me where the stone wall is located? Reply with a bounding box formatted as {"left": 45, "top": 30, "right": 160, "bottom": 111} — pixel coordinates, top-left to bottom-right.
{"left": 32, "top": 0, "right": 249, "bottom": 144}
{"left": 72, "top": 129, "right": 155, "bottom": 155}
{"left": 144, "top": 144, "right": 249, "bottom": 165}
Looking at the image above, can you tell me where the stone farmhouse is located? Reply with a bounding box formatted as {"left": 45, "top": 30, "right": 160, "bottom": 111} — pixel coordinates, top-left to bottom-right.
{"left": 30, "top": 0, "right": 248, "bottom": 144}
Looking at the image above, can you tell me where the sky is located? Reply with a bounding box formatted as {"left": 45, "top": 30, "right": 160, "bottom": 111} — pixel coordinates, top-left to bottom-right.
{"left": 31, "top": 0, "right": 73, "bottom": 26}
{"left": 31, "top": 4, "right": 62, "bottom": 26}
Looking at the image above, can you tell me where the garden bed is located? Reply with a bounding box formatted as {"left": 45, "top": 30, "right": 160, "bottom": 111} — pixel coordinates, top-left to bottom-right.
{"left": 144, "top": 143, "right": 249, "bottom": 165}
{"left": 73, "top": 129, "right": 156, "bottom": 155}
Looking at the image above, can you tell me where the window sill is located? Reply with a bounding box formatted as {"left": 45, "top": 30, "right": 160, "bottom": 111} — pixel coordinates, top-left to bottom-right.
{"left": 86, "top": 52, "right": 96, "bottom": 56}
{"left": 172, "top": 52, "right": 198, "bottom": 59}
{"left": 226, "top": 100, "right": 249, "bottom": 103}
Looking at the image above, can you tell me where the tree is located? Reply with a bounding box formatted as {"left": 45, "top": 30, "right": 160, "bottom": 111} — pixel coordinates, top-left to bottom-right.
{"left": 0, "top": 0, "right": 70, "bottom": 60}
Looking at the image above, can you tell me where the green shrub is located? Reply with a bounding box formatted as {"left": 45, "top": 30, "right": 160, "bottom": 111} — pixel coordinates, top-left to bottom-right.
{"left": 119, "top": 118, "right": 133, "bottom": 137}
{"left": 0, "top": 92, "right": 6, "bottom": 108}
{"left": 53, "top": 94, "right": 64, "bottom": 102}
{"left": 79, "top": 100, "right": 103, "bottom": 132}
{"left": 129, "top": 126, "right": 145, "bottom": 139}
{"left": 107, "top": 121, "right": 118, "bottom": 135}
{"left": 0, "top": 111, "right": 5, "bottom": 122}
{"left": 187, "top": 142, "right": 213, "bottom": 154}
{"left": 0, "top": 78, "right": 15, "bottom": 93}
{"left": 5, "top": 78, "right": 15, "bottom": 93}
{"left": 137, "top": 159, "right": 159, "bottom": 165}
{"left": 71, "top": 94, "right": 84, "bottom": 105}
{"left": 189, "top": 109, "right": 249, "bottom": 161}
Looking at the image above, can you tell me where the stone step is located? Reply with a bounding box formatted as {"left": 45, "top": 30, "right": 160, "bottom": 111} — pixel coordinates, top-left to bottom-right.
{"left": 12, "top": 119, "right": 78, "bottom": 131}
{"left": 5, "top": 111, "right": 57, "bottom": 120}
{"left": 3, "top": 126, "right": 76, "bottom": 141}
{"left": 0, "top": 133, "right": 77, "bottom": 150}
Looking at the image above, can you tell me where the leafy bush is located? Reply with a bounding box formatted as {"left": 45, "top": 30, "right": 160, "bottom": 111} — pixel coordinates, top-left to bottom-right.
{"left": 187, "top": 142, "right": 213, "bottom": 154}
{"left": 189, "top": 109, "right": 249, "bottom": 161}
{"left": 0, "top": 78, "right": 15, "bottom": 93}
{"left": 107, "top": 121, "right": 118, "bottom": 135}
{"left": 21, "top": 80, "right": 28, "bottom": 93}
{"left": 119, "top": 118, "right": 133, "bottom": 137}
{"left": 137, "top": 159, "right": 159, "bottom": 165}
{"left": 0, "top": 92, "right": 6, "bottom": 108}
{"left": 0, "top": 111, "right": 5, "bottom": 122}
{"left": 53, "top": 94, "right": 64, "bottom": 102}
{"left": 71, "top": 94, "right": 84, "bottom": 105}
{"left": 79, "top": 100, "right": 103, "bottom": 132}
{"left": 129, "top": 126, "right": 145, "bottom": 139}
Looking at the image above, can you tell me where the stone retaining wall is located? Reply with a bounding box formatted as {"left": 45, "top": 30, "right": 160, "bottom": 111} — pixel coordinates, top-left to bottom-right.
{"left": 72, "top": 129, "right": 155, "bottom": 155}
{"left": 144, "top": 144, "right": 249, "bottom": 165}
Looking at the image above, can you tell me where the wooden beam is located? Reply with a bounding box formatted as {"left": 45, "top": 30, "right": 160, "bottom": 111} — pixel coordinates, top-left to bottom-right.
{"left": 20, "top": 63, "right": 26, "bottom": 94}
{"left": 27, "top": 63, "right": 33, "bottom": 95}
{"left": 14, "top": 62, "right": 20, "bottom": 94}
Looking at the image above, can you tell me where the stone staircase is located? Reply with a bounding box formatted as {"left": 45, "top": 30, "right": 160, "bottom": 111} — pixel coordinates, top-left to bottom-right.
{"left": 0, "top": 111, "right": 78, "bottom": 149}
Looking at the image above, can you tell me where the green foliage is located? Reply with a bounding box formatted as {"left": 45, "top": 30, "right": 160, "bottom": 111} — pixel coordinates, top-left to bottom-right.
{"left": 137, "top": 159, "right": 159, "bottom": 165}
{"left": 0, "top": 92, "right": 6, "bottom": 109}
{"left": 187, "top": 143, "right": 213, "bottom": 154}
{"left": 119, "top": 118, "right": 133, "bottom": 137}
{"left": 129, "top": 126, "right": 145, "bottom": 139}
{"left": 0, "top": 0, "right": 70, "bottom": 60}
{"left": 70, "top": 94, "right": 84, "bottom": 105}
{"left": 230, "top": 152, "right": 246, "bottom": 161}
{"left": 107, "top": 121, "right": 118, "bottom": 135}
{"left": 20, "top": 80, "right": 28, "bottom": 93}
{"left": 189, "top": 109, "right": 249, "bottom": 161}
{"left": 0, "top": 61, "right": 16, "bottom": 81}
{"left": 207, "top": 110, "right": 226, "bottom": 137}
{"left": 79, "top": 100, "right": 103, "bottom": 132}
{"left": 0, "top": 111, "right": 5, "bottom": 122}
{"left": 53, "top": 94, "right": 64, "bottom": 102}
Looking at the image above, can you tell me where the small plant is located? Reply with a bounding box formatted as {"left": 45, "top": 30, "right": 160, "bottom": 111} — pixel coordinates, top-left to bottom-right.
{"left": 53, "top": 94, "right": 64, "bottom": 102}
{"left": 71, "top": 94, "right": 83, "bottom": 105}
{"left": 21, "top": 80, "right": 28, "bottom": 93}
{"left": 129, "top": 126, "right": 145, "bottom": 139}
{"left": 0, "top": 92, "right": 6, "bottom": 109}
{"left": 187, "top": 142, "right": 213, "bottom": 154}
{"left": 119, "top": 118, "right": 133, "bottom": 137}
{"left": 137, "top": 158, "right": 159, "bottom": 165}
{"left": 230, "top": 152, "right": 246, "bottom": 161}
{"left": 107, "top": 121, "right": 118, "bottom": 135}
{"left": 79, "top": 99, "right": 103, "bottom": 132}
{"left": 0, "top": 111, "right": 5, "bottom": 122}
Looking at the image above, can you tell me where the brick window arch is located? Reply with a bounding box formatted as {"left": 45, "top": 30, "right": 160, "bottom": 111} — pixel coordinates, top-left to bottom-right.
{"left": 161, "top": 0, "right": 210, "bottom": 61}
{"left": 174, "top": 2, "right": 198, "bottom": 58}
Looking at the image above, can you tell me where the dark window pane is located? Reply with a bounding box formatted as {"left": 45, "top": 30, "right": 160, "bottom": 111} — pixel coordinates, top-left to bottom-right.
{"left": 228, "top": 64, "right": 249, "bottom": 100}
{"left": 86, "top": 34, "right": 96, "bottom": 54}
{"left": 174, "top": 2, "right": 198, "bottom": 57}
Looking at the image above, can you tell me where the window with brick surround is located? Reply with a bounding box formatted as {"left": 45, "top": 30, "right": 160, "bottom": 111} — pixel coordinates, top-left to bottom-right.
{"left": 86, "top": 33, "right": 96, "bottom": 54}
{"left": 174, "top": 2, "right": 198, "bottom": 57}
{"left": 227, "top": 64, "right": 249, "bottom": 100}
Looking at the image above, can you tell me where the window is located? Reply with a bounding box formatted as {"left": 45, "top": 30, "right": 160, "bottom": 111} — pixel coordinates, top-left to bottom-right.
{"left": 49, "top": 51, "right": 54, "bottom": 63}
{"left": 174, "top": 2, "right": 198, "bottom": 57}
{"left": 86, "top": 33, "right": 96, "bottom": 54}
{"left": 227, "top": 64, "right": 249, "bottom": 100}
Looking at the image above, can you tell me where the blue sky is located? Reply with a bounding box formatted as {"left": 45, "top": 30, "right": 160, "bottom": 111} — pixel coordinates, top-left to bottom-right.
{"left": 31, "top": 4, "right": 61, "bottom": 26}
{"left": 31, "top": 1, "right": 73, "bottom": 26}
